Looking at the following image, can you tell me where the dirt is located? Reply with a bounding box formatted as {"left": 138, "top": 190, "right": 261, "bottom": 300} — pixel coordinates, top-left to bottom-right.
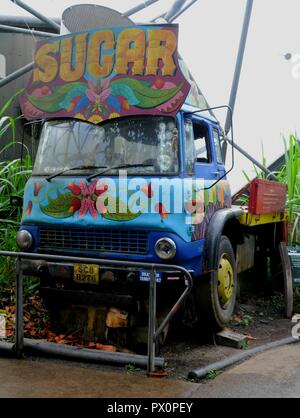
{"left": 160, "top": 292, "right": 293, "bottom": 381}
{"left": 0, "top": 280, "right": 295, "bottom": 383}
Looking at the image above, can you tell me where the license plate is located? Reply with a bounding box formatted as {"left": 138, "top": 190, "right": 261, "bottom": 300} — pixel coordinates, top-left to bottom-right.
{"left": 139, "top": 270, "right": 162, "bottom": 283}
{"left": 73, "top": 264, "right": 99, "bottom": 285}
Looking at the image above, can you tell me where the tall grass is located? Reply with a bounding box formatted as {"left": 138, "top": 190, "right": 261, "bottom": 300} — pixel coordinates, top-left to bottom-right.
{"left": 0, "top": 93, "right": 32, "bottom": 284}
{"left": 277, "top": 135, "right": 300, "bottom": 244}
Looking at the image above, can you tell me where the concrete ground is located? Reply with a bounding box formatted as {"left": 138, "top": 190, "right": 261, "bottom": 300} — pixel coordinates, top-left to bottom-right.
{"left": 0, "top": 344, "right": 300, "bottom": 398}
{"left": 195, "top": 344, "right": 300, "bottom": 398}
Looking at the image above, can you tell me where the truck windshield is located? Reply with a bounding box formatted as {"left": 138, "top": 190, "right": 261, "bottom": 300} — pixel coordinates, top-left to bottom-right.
{"left": 33, "top": 116, "right": 179, "bottom": 176}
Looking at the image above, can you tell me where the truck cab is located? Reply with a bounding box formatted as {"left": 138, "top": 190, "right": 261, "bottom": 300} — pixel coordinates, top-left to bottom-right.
{"left": 16, "top": 23, "right": 241, "bottom": 345}
{"left": 17, "top": 104, "right": 236, "bottom": 338}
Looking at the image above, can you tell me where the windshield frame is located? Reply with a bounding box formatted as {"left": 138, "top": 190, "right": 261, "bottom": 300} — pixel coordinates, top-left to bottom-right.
{"left": 32, "top": 116, "right": 181, "bottom": 177}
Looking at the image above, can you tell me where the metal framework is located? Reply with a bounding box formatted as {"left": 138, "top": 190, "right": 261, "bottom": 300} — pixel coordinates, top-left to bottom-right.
{"left": 0, "top": 251, "right": 193, "bottom": 374}
{"left": 0, "top": 23, "right": 57, "bottom": 37}
{"left": 0, "top": 0, "right": 201, "bottom": 89}
{"left": 10, "top": 0, "right": 60, "bottom": 32}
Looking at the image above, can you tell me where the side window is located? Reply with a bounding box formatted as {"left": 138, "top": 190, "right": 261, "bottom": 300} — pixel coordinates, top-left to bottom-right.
{"left": 213, "top": 129, "right": 223, "bottom": 164}
{"left": 193, "top": 122, "right": 210, "bottom": 163}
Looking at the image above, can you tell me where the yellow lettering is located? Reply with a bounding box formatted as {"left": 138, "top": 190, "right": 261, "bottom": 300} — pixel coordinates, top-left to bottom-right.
{"left": 146, "top": 29, "right": 177, "bottom": 76}
{"left": 87, "top": 30, "right": 114, "bottom": 78}
{"left": 33, "top": 41, "right": 59, "bottom": 83}
{"left": 60, "top": 33, "right": 87, "bottom": 82}
{"left": 115, "top": 29, "right": 146, "bottom": 75}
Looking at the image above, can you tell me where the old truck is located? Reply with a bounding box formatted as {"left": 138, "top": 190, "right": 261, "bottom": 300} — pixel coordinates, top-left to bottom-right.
{"left": 12, "top": 20, "right": 288, "bottom": 353}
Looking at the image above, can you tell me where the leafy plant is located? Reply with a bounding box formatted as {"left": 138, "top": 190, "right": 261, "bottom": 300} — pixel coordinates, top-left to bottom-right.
{"left": 241, "top": 340, "right": 250, "bottom": 350}
{"left": 0, "top": 92, "right": 32, "bottom": 284}
{"left": 206, "top": 370, "right": 222, "bottom": 380}
{"left": 125, "top": 364, "right": 142, "bottom": 374}
{"left": 232, "top": 313, "right": 253, "bottom": 327}
{"left": 277, "top": 135, "right": 300, "bottom": 244}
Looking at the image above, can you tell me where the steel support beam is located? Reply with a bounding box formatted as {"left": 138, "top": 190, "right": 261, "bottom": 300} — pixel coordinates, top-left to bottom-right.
{"left": 225, "top": 137, "right": 276, "bottom": 180}
{"left": 165, "top": 0, "right": 188, "bottom": 22}
{"left": 0, "top": 23, "right": 56, "bottom": 37}
{"left": 0, "top": 62, "right": 34, "bottom": 87}
{"left": 225, "top": 0, "right": 254, "bottom": 136}
{"left": 123, "top": 0, "right": 161, "bottom": 17}
{"left": 10, "top": 0, "right": 60, "bottom": 32}
{"left": 169, "top": 0, "right": 198, "bottom": 22}
{"left": 14, "top": 256, "right": 23, "bottom": 358}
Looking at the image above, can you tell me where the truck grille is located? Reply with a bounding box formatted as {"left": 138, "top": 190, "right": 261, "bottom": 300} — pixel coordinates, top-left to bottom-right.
{"left": 38, "top": 227, "right": 148, "bottom": 255}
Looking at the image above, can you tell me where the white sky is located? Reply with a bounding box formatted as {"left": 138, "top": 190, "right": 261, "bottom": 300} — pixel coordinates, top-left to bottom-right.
{"left": 1, "top": 0, "right": 299, "bottom": 191}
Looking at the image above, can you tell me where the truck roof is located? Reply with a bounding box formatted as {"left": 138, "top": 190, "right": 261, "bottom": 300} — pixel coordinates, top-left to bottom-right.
{"left": 180, "top": 102, "right": 219, "bottom": 125}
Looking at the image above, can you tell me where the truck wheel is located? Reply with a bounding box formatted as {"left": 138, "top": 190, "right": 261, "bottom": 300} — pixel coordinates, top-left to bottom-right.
{"left": 197, "top": 236, "right": 237, "bottom": 330}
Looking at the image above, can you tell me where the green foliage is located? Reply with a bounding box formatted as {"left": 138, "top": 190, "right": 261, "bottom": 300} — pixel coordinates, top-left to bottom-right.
{"left": 238, "top": 314, "right": 253, "bottom": 327}
{"left": 277, "top": 135, "right": 300, "bottom": 244}
{"left": 0, "top": 224, "right": 18, "bottom": 287}
{"left": 0, "top": 93, "right": 32, "bottom": 285}
{"left": 206, "top": 370, "right": 222, "bottom": 380}
{"left": 125, "top": 364, "right": 142, "bottom": 374}
{"left": 241, "top": 340, "right": 250, "bottom": 350}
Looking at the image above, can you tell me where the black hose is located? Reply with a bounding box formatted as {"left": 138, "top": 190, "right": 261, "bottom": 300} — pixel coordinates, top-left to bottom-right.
{"left": 0, "top": 339, "right": 165, "bottom": 368}
{"left": 23, "top": 338, "right": 165, "bottom": 369}
{"left": 188, "top": 337, "right": 300, "bottom": 380}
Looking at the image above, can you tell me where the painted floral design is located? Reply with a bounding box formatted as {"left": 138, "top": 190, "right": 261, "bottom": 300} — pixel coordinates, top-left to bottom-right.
{"left": 23, "top": 77, "right": 186, "bottom": 124}
{"left": 38, "top": 180, "right": 172, "bottom": 222}
{"left": 192, "top": 181, "right": 232, "bottom": 241}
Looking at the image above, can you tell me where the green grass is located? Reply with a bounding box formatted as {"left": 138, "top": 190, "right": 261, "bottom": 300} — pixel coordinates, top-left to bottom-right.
{"left": 0, "top": 92, "right": 32, "bottom": 285}
{"left": 206, "top": 370, "right": 223, "bottom": 380}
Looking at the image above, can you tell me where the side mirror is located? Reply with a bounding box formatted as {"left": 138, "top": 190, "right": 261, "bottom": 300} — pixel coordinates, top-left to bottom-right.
{"left": 10, "top": 196, "right": 23, "bottom": 208}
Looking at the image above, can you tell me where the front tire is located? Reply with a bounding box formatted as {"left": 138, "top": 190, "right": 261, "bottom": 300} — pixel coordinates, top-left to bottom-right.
{"left": 197, "top": 235, "right": 237, "bottom": 330}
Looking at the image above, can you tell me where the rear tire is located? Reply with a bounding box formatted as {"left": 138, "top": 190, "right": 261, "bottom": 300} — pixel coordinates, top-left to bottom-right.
{"left": 196, "top": 235, "right": 237, "bottom": 330}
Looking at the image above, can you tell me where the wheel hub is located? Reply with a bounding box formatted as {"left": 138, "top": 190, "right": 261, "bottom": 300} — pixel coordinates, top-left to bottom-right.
{"left": 217, "top": 254, "right": 234, "bottom": 307}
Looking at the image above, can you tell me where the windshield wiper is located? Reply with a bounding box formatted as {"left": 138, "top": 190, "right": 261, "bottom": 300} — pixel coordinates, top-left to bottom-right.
{"left": 86, "top": 163, "right": 154, "bottom": 182}
{"left": 46, "top": 165, "right": 108, "bottom": 182}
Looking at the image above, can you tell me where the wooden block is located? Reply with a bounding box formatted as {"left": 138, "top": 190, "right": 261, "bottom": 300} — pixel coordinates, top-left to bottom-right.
{"left": 216, "top": 330, "right": 247, "bottom": 349}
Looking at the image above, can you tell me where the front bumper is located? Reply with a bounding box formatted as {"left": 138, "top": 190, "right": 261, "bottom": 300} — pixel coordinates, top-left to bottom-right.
{"left": 19, "top": 225, "right": 205, "bottom": 276}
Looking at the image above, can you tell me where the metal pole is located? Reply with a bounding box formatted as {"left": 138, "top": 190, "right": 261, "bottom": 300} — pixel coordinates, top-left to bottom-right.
{"left": 0, "top": 15, "right": 60, "bottom": 28}
{"left": 14, "top": 256, "right": 24, "bottom": 358}
{"left": 0, "top": 24, "right": 56, "bottom": 38}
{"left": 169, "top": 0, "right": 198, "bottom": 22}
{"left": 225, "top": 137, "right": 276, "bottom": 180}
{"left": 123, "top": 0, "right": 161, "bottom": 17}
{"left": 0, "top": 62, "right": 34, "bottom": 88}
{"left": 10, "top": 0, "right": 60, "bottom": 32}
{"left": 224, "top": 0, "right": 254, "bottom": 136}
{"left": 165, "top": 0, "right": 188, "bottom": 22}
{"left": 147, "top": 267, "right": 157, "bottom": 374}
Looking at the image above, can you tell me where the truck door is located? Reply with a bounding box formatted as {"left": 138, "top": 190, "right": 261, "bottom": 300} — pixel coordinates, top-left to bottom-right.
{"left": 212, "top": 127, "right": 226, "bottom": 179}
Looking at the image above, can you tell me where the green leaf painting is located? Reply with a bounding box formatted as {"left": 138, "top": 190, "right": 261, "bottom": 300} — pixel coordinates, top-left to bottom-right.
{"left": 26, "top": 83, "right": 86, "bottom": 113}
{"left": 40, "top": 191, "right": 74, "bottom": 218}
{"left": 111, "top": 78, "right": 184, "bottom": 109}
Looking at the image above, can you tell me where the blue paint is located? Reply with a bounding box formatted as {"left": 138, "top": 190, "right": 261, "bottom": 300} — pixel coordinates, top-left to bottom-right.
{"left": 20, "top": 108, "right": 230, "bottom": 278}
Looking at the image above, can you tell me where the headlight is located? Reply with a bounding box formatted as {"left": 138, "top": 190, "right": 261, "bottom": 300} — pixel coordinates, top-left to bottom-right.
{"left": 16, "top": 230, "right": 33, "bottom": 250}
{"left": 155, "top": 238, "right": 176, "bottom": 260}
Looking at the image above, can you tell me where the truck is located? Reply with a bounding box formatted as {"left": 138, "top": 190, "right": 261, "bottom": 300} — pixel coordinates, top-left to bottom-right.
{"left": 3, "top": 4, "right": 289, "bottom": 359}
